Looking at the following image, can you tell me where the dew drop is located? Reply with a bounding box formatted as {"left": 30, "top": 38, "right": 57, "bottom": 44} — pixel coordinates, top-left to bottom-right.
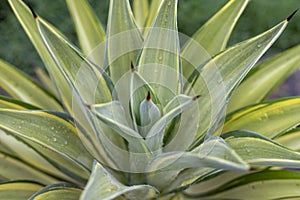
{"left": 257, "top": 44, "right": 261, "bottom": 48}
{"left": 51, "top": 127, "right": 55, "bottom": 130}
{"left": 64, "top": 141, "right": 68, "bottom": 145}
{"left": 53, "top": 138, "right": 57, "bottom": 142}
{"left": 167, "top": 1, "right": 171, "bottom": 6}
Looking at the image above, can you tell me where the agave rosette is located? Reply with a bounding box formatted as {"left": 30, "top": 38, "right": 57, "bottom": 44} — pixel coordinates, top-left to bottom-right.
{"left": 0, "top": 0, "right": 300, "bottom": 199}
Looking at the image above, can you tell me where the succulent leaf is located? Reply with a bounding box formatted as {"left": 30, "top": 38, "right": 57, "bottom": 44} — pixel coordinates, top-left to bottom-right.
{"left": 0, "top": 181, "right": 43, "bottom": 200}
{"left": 223, "top": 130, "right": 300, "bottom": 168}
{"left": 181, "top": 0, "right": 249, "bottom": 80}
{"left": 228, "top": 44, "right": 300, "bottom": 113}
{"left": 0, "top": 151, "right": 59, "bottom": 184}
{"left": 105, "top": 0, "right": 143, "bottom": 83}
{"left": 133, "top": 0, "right": 149, "bottom": 28}
{"left": 138, "top": 0, "right": 182, "bottom": 102}
{"left": 0, "top": 110, "right": 93, "bottom": 184}
{"left": 29, "top": 183, "right": 82, "bottom": 200}
{"left": 276, "top": 128, "right": 300, "bottom": 151}
{"left": 80, "top": 161, "right": 159, "bottom": 200}
{"left": 0, "top": 59, "right": 62, "bottom": 111}
{"left": 186, "top": 18, "right": 290, "bottom": 145}
{"left": 184, "top": 170, "right": 300, "bottom": 199}
{"left": 66, "top": 0, "right": 106, "bottom": 59}
{"left": 223, "top": 98, "right": 300, "bottom": 139}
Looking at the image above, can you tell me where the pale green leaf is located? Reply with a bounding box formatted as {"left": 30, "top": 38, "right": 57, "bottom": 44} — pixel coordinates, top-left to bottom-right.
{"left": 223, "top": 131, "right": 300, "bottom": 168}
{"left": 147, "top": 137, "right": 248, "bottom": 189}
{"left": 181, "top": 0, "right": 249, "bottom": 80}
{"left": 133, "top": 0, "right": 149, "bottom": 28}
{"left": 276, "top": 128, "right": 300, "bottom": 151}
{"left": 185, "top": 19, "right": 289, "bottom": 145}
{"left": 146, "top": 95, "right": 199, "bottom": 151}
{"left": 138, "top": 0, "right": 182, "bottom": 102}
{"left": 90, "top": 101, "right": 150, "bottom": 153}
{"left": 29, "top": 183, "right": 82, "bottom": 200}
{"left": 228, "top": 44, "right": 300, "bottom": 113}
{"left": 0, "top": 181, "right": 43, "bottom": 200}
{"left": 184, "top": 170, "right": 300, "bottom": 200}
{"left": 34, "top": 11, "right": 119, "bottom": 166}
{"left": 0, "top": 151, "right": 58, "bottom": 185}
{"left": 8, "top": 0, "right": 73, "bottom": 112}
{"left": 0, "top": 129, "right": 76, "bottom": 183}
{"left": 0, "top": 110, "right": 93, "bottom": 184}
{"left": 80, "top": 161, "right": 159, "bottom": 200}
{"left": 144, "top": 0, "right": 163, "bottom": 34}
{"left": 223, "top": 98, "right": 300, "bottom": 138}
{"left": 0, "top": 59, "right": 62, "bottom": 111}
{"left": 139, "top": 95, "right": 161, "bottom": 137}
{"left": 36, "top": 18, "right": 113, "bottom": 105}
{"left": 106, "top": 0, "right": 143, "bottom": 83}
{"left": 66, "top": 0, "right": 106, "bottom": 57}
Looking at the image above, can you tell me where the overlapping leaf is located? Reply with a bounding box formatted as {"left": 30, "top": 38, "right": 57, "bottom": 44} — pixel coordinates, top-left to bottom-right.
{"left": 105, "top": 0, "right": 143, "bottom": 83}
{"left": 185, "top": 17, "right": 290, "bottom": 146}
{"left": 181, "top": 0, "right": 249, "bottom": 80}
{"left": 228, "top": 44, "right": 300, "bottom": 112}
{"left": 66, "top": 0, "right": 106, "bottom": 58}
{"left": 0, "top": 181, "right": 43, "bottom": 200}
{"left": 223, "top": 131, "right": 300, "bottom": 168}
{"left": 223, "top": 98, "right": 300, "bottom": 139}
{"left": 0, "top": 110, "right": 93, "bottom": 184}
{"left": 80, "top": 161, "right": 159, "bottom": 200}
{"left": 0, "top": 59, "right": 62, "bottom": 111}
{"left": 184, "top": 170, "right": 300, "bottom": 200}
{"left": 29, "top": 183, "right": 82, "bottom": 200}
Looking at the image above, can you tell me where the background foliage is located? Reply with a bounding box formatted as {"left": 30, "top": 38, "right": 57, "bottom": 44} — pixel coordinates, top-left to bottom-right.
{"left": 0, "top": 0, "right": 299, "bottom": 94}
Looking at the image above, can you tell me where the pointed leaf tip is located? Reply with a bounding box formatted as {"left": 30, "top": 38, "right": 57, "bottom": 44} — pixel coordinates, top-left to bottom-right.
{"left": 131, "top": 61, "right": 135, "bottom": 72}
{"left": 146, "top": 91, "right": 151, "bottom": 101}
{"left": 286, "top": 9, "right": 299, "bottom": 22}
{"left": 86, "top": 104, "right": 92, "bottom": 110}
{"left": 27, "top": 4, "right": 38, "bottom": 19}
{"left": 192, "top": 95, "right": 201, "bottom": 101}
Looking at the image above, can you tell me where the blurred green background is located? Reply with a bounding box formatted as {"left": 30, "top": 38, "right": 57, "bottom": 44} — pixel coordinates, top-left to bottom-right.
{"left": 0, "top": 0, "right": 299, "bottom": 95}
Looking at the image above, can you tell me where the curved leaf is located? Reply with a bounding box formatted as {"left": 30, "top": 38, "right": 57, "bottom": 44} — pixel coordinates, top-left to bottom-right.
{"left": 8, "top": 0, "right": 74, "bottom": 112}
{"left": 90, "top": 101, "right": 149, "bottom": 154}
{"left": 0, "top": 129, "right": 76, "bottom": 183}
{"left": 223, "top": 131, "right": 300, "bottom": 168}
{"left": 133, "top": 0, "right": 149, "bottom": 28}
{"left": 0, "top": 151, "right": 58, "bottom": 184}
{"left": 185, "top": 17, "right": 289, "bottom": 145}
{"left": 29, "top": 183, "right": 82, "bottom": 200}
{"left": 0, "top": 59, "right": 62, "bottom": 111}
{"left": 184, "top": 170, "right": 300, "bottom": 200}
{"left": 66, "top": 0, "right": 106, "bottom": 57}
{"left": 80, "top": 161, "right": 159, "bottom": 200}
{"left": 138, "top": 0, "right": 182, "bottom": 102}
{"left": 0, "top": 181, "right": 43, "bottom": 200}
{"left": 0, "top": 95, "right": 39, "bottom": 110}
{"left": 139, "top": 95, "right": 161, "bottom": 137}
{"left": 34, "top": 67, "right": 57, "bottom": 97}
{"left": 0, "top": 109, "right": 93, "bottom": 184}
{"left": 228, "top": 44, "right": 300, "bottom": 112}
{"left": 146, "top": 95, "right": 199, "bottom": 151}
{"left": 276, "top": 128, "right": 300, "bottom": 151}
{"left": 223, "top": 98, "right": 300, "bottom": 139}
{"left": 143, "top": 0, "right": 163, "bottom": 37}
{"left": 147, "top": 137, "right": 248, "bottom": 189}
{"left": 105, "top": 0, "right": 143, "bottom": 83}
{"left": 181, "top": 0, "right": 249, "bottom": 79}
{"left": 129, "top": 68, "right": 161, "bottom": 133}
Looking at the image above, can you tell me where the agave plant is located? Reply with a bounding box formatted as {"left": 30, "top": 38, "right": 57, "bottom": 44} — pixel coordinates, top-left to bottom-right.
{"left": 1, "top": 0, "right": 300, "bottom": 199}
